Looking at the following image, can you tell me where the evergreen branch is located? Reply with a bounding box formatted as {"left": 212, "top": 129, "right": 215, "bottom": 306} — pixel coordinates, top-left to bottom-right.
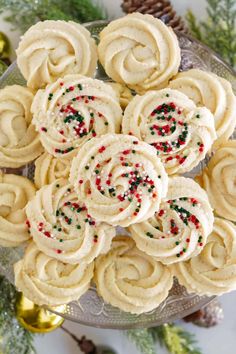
{"left": 150, "top": 324, "right": 202, "bottom": 354}
{"left": 126, "top": 329, "right": 156, "bottom": 354}
{"left": 186, "top": 0, "right": 236, "bottom": 67}
{"left": 127, "top": 324, "right": 203, "bottom": 354}
{"left": 185, "top": 11, "right": 202, "bottom": 41}
{"left": 0, "top": 0, "right": 106, "bottom": 32}
{"left": 0, "top": 276, "right": 35, "bottom": 354}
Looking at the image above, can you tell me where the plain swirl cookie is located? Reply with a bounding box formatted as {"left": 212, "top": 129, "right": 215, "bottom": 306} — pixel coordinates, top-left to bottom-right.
{"left": 16, "top": 20, "right": 97, "bottom": 89}
{"left": 123, "top": 88, "right": 216, "bottom": 175}
{"left": 173, "top": 217, "right": 236, "bottom": 295}
{"left": 107, "top": 82, "right": 133, "bottom": 109}
{"left": 14, "top": 242, "right": 94, "bottom": 306}
{"left": 34, "top": 152, "right": 70, "bottom": 189}
{"left": 0, "top": 85, "right": 43, "bottom": 167}
{"left": 169, "top": 69, "right": 236, "bottom": 147}
{"left": 70, "top": 134, "right": 168, "bottom": 227}
{"left": 94, "top": 235, "right": 173, "bottom": 314}
{"left": 26, "top": 179, "right": 115, "bottom": 264}
{"left": 129, "top": 177, "right": 214, "bottom": 264}
{"left": 32, "top": 75, "right": 122, "bottom": 159}
{"left": 195, "top": 140, "right": 236, "bottom": 222}
{"left": 0, "top": 172, "right": 36, "bottom": 247}
{"left": 98, "top": 13, "right": 181, "bottom": 94}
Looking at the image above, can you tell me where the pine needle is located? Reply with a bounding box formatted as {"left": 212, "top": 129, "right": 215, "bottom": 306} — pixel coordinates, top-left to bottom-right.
{"left": 186, "top": 0, "right": 236, "bottom": 67}
{"left": 0, "top": 276, "right": 35, "bottom": 354}
{"left": 0, "top": 0, "right": 106, "bottom": 32}
{"left": 127, "top": 324, "right": 203, "bottom": 354}
{"left": 126, "top": 329, "right": 156, "bottom": 354}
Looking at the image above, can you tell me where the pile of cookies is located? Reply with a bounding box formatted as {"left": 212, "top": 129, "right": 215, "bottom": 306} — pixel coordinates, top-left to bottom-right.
{"left": 1, "top": 13, "right": 236, "bottom": 314}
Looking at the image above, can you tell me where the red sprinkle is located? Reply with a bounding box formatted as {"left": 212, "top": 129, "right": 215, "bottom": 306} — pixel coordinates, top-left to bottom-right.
{"left": 98, "top": 146, "right": 106, "bottom": 153}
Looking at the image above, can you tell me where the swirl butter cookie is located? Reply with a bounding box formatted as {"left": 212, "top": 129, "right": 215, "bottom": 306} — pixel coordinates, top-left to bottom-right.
{"left": 34, "top": 152, "right": 70, "bottom": 189}
{"left": 0, "top": 172, "right": 36, "bottom": 247}
{"left": 173, "top": 218, "right": 236, "bottom": 295}
{"left": 70, "top": 134, "right": 168, "bottom": 227}
{"left": 169, "top": 69, "right": 236, "bottom": 147}
{"left": 98, "top": 13, "right": 181, "bottom": 93}
{"left": 129, "top": 177, "right": 214, "bottom": 264}
{"left": 0, "top": 85, "right": 43, "bottom": 167}
{"left": 196, "top": 140, "right": 236, "bottom": 222}
{"left": 26, "top": 179, "right": 115, "bottom": 264}
{"left": 16, "top": 20, "right": 97, "bottom": 89}
{"left": 107, "top": 83, "right": 133, "bottom": 109}
{"left": 14, "top": 242, "right": 94, "bottom": 306}
{"left": 94, "top": 236, "right": 173, "bottom": 314}
{"left": 123, "top": 88, "right": 216, "bottom": 175}
{"left": 32, "top": 75, "right": 122, "bottom": 159}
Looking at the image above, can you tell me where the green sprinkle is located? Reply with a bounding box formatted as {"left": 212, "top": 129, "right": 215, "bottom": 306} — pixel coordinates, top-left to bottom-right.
{"left": 85, "top": 165, "right": 89, "bottom": 170}
{"left": 77, "top": 225, "right": 81, "bottom": 229}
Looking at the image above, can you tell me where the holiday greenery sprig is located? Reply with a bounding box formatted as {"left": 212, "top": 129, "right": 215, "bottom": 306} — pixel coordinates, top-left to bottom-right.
{"left": 0, "top": 275, "right": 35, "bottom": 354}
{"left": 127, "top": 324, "right": 202, "bottom": 354}
{"left": 186, "top": 0, "right": 236, "bottom": 67}
{"left": 0, "top": 0, "right": 106, "bottom": 32}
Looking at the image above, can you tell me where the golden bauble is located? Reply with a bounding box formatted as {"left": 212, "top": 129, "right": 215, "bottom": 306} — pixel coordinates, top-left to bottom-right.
{"left": 0, "top": 32, "right": 10, "bottom": 59}
{"left": 16, "top": 293, "right": 65, "bottom": 333}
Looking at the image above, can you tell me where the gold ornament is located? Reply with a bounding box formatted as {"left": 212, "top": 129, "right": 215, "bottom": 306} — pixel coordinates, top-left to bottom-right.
{"left": 16, "top": 293, "right": 65, "bottom": 333}
{"left": 0, "top": 32, "right": 10, "bottom": 59}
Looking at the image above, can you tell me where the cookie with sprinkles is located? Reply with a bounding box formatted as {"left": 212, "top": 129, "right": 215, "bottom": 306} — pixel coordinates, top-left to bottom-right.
{"left": 70, "top": 133, "right": 168, "bottom": 227}
{"left": 94, "top": 235, "right": 173, "bottom": 314}
{"left": 173, "top": 217, "right": 236, "bottom": 296}
{"left": 32, "top": 75, "right": 122, "bottom": 159}
{"left": 122, "top": 88, "right": 216, "bottom": 175}
{"left": 26, "top": 179, "right": 116, "bottom": 264}
{"left": 14, "top": 241, "right": 94, "bottom": 306}
{"left": 129, "top": 177, "right": 214, "bottom": 264}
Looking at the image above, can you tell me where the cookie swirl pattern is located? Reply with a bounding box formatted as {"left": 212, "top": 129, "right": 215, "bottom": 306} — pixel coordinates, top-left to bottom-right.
{"left": 16, "top": 20, "right": 97, "bottom": 89}
{"left": 94, "top": 236, "right": 173, "bottom": 314}
{"left": 14, "top": 242, "right": 94, "bottom": 306}
{"left": 70, "top": 134, "right": 168, "bottom": 227}
{"left": 98, "top": 13, "right": 181, "bottom": 93}
{"left": 0, "top": 85, "right": 43, "bottom": 167}
{"left": 0, "top": 172, "right": 36, "bottom": 247}
{"left": 169, "top": 69, "right": 236, "bottom": 147}
{"left": 32, "top": 75, "right": 122, "bottom": 159}
{"left": 129, "top": 177, "right": 214, "bottom": 264}
{"left": 26, "top": 179, "right": 115, "bottom": 264}
{"left": 34, "top": 152, "right": 71, "bottom": 189}
{"left": 173, "top": 217, "right": 236, "bottom": 295}
{"left": 123, "top": 88, "right": 216, "bottom": 175}
{"left": 196, "top": 140, "right": 236, "bottom": 222}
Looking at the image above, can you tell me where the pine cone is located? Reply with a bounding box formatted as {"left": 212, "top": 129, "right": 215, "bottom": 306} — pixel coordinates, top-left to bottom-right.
{"left": 183, "top": 299, "right": 224, "bottom": 328}
{"left": 121, "top": 0, "right": 188, "bottom": 33}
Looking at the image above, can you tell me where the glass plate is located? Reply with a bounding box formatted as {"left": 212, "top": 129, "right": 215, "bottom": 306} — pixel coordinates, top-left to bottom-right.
{"left": 0, "top": 20, "right": 235, "bottom": 329}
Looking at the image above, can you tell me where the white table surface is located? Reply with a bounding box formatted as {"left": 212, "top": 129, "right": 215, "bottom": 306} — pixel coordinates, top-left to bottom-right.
{"left": 0, "top": 1, "right": 235, "bottom": 353}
